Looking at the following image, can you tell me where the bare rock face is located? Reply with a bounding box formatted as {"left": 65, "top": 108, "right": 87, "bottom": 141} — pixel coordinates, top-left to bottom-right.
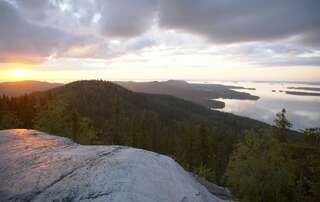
{"left": 0, "top": 129, "right": 225, "bottom": 202}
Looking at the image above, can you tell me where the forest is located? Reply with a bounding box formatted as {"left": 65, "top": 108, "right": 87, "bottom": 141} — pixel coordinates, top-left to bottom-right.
{"left": 0, "top": 80, "right": 319, "bottom": 202}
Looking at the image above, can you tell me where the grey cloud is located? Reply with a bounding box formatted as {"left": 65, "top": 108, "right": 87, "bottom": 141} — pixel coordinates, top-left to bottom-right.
{"left": 0, "top": 0, "right": 81, "bottom": 63}
{"left": 8, "top": 0, "right": 320, "bottom": 45}
{"left": 158, "top": 0, "right": 320, "bottom": 44}
{"left": 295, "top": 29, "right": 320, "bottom": 48}
{"left": 1, "top": 0, "right": 319, "bottom": 67}
{"left": 13, "top": 0, "right": 159, "bottom": 39}
{"left": 11, "top": 0, "right": 53, "bottom": 20}
{"left": 11, "top": 0, "right": 97, "bottom": 36}
{"left": 229, "top": 43, "right": 320, "bottom": 66}
{"left": 97, "top": 0, "right": 158, "bottom": 38}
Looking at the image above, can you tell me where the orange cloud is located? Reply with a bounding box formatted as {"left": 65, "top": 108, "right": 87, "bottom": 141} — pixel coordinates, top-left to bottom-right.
{"left": 0, "top": 53, "right": 45, "bottom": 65}
{"left": 63, "top": 44, "right": 99, "bottom": 58}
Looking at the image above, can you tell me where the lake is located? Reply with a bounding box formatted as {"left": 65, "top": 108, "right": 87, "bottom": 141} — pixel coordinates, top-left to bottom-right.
{"left": 206, "top": 81, "right": 320, "bottom": 131}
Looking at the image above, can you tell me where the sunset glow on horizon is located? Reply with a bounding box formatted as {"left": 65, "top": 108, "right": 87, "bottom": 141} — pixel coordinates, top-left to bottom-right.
{"left": 12, "top": 69, "right": 31, "bottom": 80}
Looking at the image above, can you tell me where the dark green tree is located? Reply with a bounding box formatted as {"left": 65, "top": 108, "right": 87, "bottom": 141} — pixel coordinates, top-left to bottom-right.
{"left": 0, "top": 111, "right": 22, "bottom": 129}
{"left": 274, "top": 108, "right": 292, "bottom": 142}
{"left": 227, "top": 130, "right": 295, "bottom": 202}
{"left": 304, "top": 128, "right": 320, "bottom": 146}
{"left": 33, "top": 100, "right": 98, "bottom": 144}
{"left": 290, "top": 128, "right": 320, "bottom": 202}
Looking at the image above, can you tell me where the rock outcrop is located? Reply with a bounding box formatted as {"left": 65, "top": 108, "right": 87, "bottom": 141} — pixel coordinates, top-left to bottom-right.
{"left": 0, "top": 129, "right": 226, "bottom": 202}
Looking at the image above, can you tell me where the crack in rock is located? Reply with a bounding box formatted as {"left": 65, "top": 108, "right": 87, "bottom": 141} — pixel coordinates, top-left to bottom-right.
{"left": 80, "top": 191, "right": 113, "bottom": 200}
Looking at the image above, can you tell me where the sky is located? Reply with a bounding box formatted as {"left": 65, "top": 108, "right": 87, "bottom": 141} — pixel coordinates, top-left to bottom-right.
{"left": 0, "top": 0, "right": 320, "bottom": 83}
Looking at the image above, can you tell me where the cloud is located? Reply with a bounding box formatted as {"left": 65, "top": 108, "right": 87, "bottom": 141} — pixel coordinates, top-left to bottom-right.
{"left": 0, "top": 0, "right": 319, "bottom": 68}
{"left": 9, "top": 0, "right": 98, "bottom": 35}
{"left": 225, "top": 42, "right": 320, "bottom": 66}
{"left": 158, "top": 0, "right": 320, "bottom": 44}
{"left": 294, "top": 29, "right": 320, "bottom": 48}
{"left": 0, "top": 0, "right": 85, "bottom": 64}
{"left": 10, "top": 0, "right": 53, "bottom": 20}
{"left": 97, "top": 0, "right": 158, "bottom": 38}
{"left": 5, "top": 0, "right": 320, "bottom": 45}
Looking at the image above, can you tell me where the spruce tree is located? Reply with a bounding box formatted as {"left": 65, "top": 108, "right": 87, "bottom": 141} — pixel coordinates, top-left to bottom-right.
{"left": 274, "top": 108, "right": 291, "bottom": 142}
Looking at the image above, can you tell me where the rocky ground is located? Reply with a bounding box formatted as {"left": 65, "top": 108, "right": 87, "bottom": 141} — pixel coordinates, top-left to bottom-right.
{"left": 0, "top": 129, "right": 228, "bottom": 202}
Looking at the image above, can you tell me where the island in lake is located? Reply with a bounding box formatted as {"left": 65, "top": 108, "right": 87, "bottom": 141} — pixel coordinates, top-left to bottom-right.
{"left": 286, "top": 91, "right": 320, "bottom": 96}
{"left": 288, "top": 87, "right": 320, "bottom": 92}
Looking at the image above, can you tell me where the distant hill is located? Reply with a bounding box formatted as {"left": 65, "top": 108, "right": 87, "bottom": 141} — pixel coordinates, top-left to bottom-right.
{"left": 0, "top": 80, "right": 63, "bottom": 96}
{"left": 116, "top": 80, "right": 259, "bottom": 108}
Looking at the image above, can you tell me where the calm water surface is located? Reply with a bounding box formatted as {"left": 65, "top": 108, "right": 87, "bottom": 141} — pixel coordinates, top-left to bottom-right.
{"left": 204, "top": 81, "right": 320, "bottom": 131}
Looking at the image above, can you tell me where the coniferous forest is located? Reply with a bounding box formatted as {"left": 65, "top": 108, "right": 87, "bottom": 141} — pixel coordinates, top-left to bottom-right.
{"left": 0, "top": 80, "right": 319, "bottom": 201}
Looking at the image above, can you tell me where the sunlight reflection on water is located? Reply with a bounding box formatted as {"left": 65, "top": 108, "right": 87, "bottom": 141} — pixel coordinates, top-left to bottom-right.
{"left": 208, "top": 81, "right": 320, "bottom": 130}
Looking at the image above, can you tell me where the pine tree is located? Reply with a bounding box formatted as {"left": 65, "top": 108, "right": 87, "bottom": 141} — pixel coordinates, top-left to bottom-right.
{"left": 274, "top": 108, "right": 291, "bottom": 142}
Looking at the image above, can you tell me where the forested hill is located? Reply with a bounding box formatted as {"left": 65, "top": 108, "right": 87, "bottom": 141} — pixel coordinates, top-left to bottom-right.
{"left": 0, "top": 80, "right": 298, "bottom": 186}
{"left": 50, "top": 80, "right": 267, "bottom": 129}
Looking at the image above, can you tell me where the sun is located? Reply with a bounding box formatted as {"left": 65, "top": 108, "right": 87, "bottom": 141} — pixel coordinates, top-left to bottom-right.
{"left": 12, "top": 69, "right": 30, "bottom": 80}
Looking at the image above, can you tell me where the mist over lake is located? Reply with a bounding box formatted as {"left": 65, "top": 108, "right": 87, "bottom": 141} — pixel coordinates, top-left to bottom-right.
{"left": 207, "top": 81, "right": 320, "bottom": 130}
